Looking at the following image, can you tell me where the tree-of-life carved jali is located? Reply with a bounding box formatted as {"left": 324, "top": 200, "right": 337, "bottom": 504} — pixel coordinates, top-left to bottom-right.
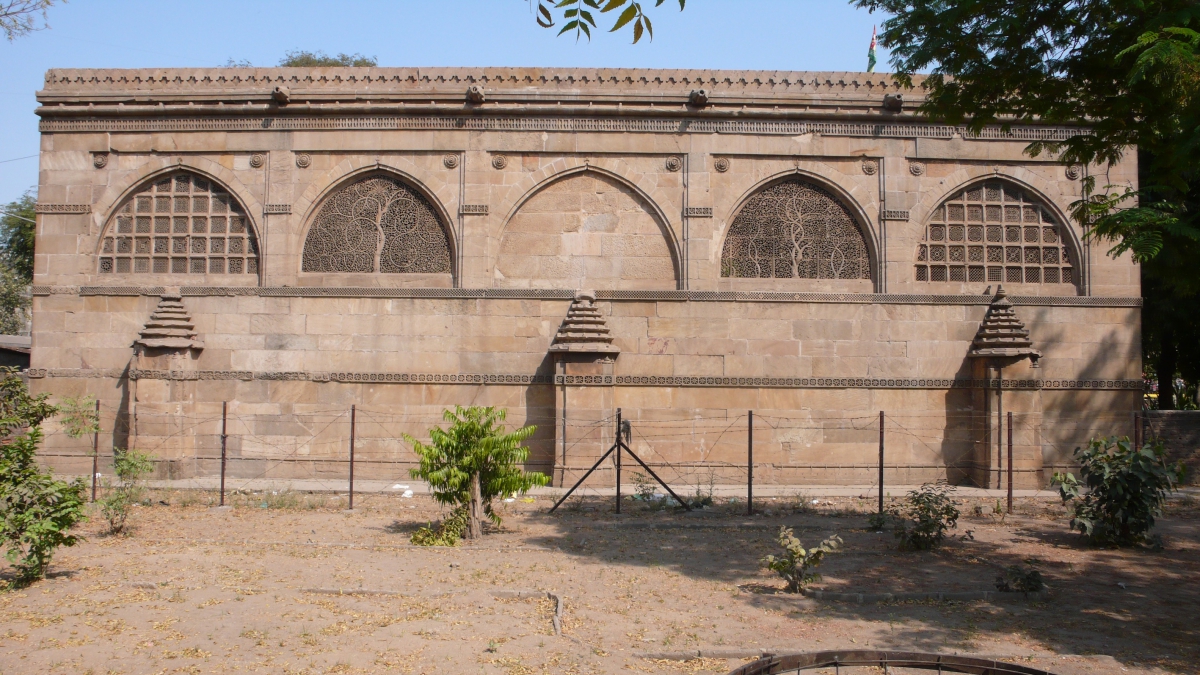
{"left": 916, "top": 183, "right": 1075, "bottom": 286}
{"left": 99, "top": 171, "right": 258, "bottom": 275}
{"left": 720, "top": 179, "right": 872, "bottom": 280}
{"left": 302, "top": 176, "right": 451, "bottom": 273}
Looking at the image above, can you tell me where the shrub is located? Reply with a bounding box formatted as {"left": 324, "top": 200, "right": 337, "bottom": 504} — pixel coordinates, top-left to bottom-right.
{"left": 410, "top": 506, "right": 469, "bottom": 547}
{"left": 1052, "top": 436, "right": 1184, "bottom": 546}
{"left": 867, "top": 511, "right": 889, "bottom": 531}
{"left": 761, "top": 526, "right": 841, "bottom": 593}
{"left": 0, "top": 368, "right": 87, "bottom": 584}
{"left": 406, "top": 406, "right": 548, "bottom": 539}
{"left": 995, "top": 562, "right": 1045, "bottom": 594}
{"left": 56, "top": 395, "right": 100, "bottom": 439}
{"left": 891, "top": 482, "right": 959, "bottom": 550}
{"left": 99, "top": 449, "right": 153, "bottom": 535}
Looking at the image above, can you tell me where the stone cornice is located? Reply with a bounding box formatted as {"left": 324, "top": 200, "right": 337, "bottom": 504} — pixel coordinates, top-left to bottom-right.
{"left": 29, "top": 367, "right": 1143, "bottom": 391}
{"left": 30, "top": 285, "right": 1143, "bottom": 307}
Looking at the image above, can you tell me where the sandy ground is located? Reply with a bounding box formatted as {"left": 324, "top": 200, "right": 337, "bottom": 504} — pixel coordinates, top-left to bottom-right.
{"left": 0, "top": 489, "right": 1196, "bottom": 675}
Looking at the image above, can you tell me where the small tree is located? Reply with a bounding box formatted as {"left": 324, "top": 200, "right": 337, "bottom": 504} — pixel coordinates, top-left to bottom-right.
{"left": 0, "top": 368, "right": 87, "bottom": 584}
{"left": 762, "top": 526, "right": 841, "bottom": 593}
{"left": 1053, "top": 436, "right": 1184, "bottom": 546}
{"left": 891, "top": 482, "right": 959, "bottom": 551}
{"left": 406, "top": 406, "right": 548, "bottom": 540}
{"left": 99, "top": 449, "right": 154, "bottom": 535}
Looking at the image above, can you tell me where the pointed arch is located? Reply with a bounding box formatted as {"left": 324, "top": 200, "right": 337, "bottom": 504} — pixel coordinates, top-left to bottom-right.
{"left": 96, "top": 168, "right": 261, "bottom": 278}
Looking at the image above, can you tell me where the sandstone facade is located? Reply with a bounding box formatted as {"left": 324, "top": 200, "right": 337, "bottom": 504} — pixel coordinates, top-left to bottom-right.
{"left": 30, "top": 68, "right": 1142, "bottom": 489}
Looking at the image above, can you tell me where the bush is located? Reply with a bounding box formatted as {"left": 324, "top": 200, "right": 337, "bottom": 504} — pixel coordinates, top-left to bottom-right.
{"left": 995, "top": 562, "right": 1045, "bottom": 594}
{"left": 99, "top": 449, "right": 154, "bottom": 535}
{"left": 891, "top": 482, "right": 959, "bottom": 550}
{"left": 410, "top": 506, "right": 469, "bottom": 547}
{"left": 761, "top": 526, "right": 841, "bottom": 593}
{"left": 406, "top": 406, "right": 548, "bottom": 540}
{"left": 866, "top": 511, "right": 889, "bottom": 531}
{"left": 1053, "top": 436, "right": 1184, "bottom": 546}
{"left": 0, "top": 368, "right": 87, "bottom": 584}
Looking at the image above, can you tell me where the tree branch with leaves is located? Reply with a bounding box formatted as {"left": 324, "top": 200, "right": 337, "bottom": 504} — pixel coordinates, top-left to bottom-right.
{"left": 533, "top": 0, "right": 685, "bottom": 43}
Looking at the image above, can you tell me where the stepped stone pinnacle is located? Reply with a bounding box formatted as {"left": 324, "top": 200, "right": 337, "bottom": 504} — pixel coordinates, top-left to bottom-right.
{"left": 549, "top": 291, "right": 619, "bottom": 355}
{"left": 135, "top": 292, "right": 204, "bottom": 351}
{"left": 968, "top": 286, "right": 1040, "bottom": 366}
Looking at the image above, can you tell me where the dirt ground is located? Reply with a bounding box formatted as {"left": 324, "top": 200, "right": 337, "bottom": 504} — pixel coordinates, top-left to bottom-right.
{"left": 0, "top": 488, "right": 1197, "bottom": 675}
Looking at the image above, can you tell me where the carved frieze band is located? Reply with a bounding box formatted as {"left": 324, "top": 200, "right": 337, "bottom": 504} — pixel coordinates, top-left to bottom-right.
{"left": 881, "top": 210, "right": 910, "bottom": 221}
{"left": 264, "top": 204, "right": 292, "bottom": 214}
{"left": 34, "top": 285, "right": 1143, "bottom": 307}
{"left": 33, "top": 367, "right": 1142, "bottom": 391}
{"left": 34, "top": 203, "right": 91, "bottom": 214}
{"left": 38, "top": 117, "right": 1085, "bottom": 142}
{"left": 460, "top": 204, "right": 489, "bottom": 215}
{"left": 685, "top": 207, "right": 713, "bottom": 218}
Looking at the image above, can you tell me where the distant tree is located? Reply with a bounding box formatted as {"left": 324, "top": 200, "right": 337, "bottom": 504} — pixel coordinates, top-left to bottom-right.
{"left": 532, "top": 0, "right": 686, "bottom": 43}
{"left": 278, "top": 50, "right": 377, "bottom": 67}
{"left": 0, "top": 0, "right": 59, "bottom": 41}
{"left": 0, "top": 191, "right": 35, "bottom": 282}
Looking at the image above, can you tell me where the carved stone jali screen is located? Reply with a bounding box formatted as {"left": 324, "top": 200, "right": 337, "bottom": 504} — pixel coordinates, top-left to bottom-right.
{"left": 915, "top": 181, "right": 1076, "bottom": 287}
{"left": 301, "top": 175, "right": 451, "bottom": 274}
{"left": 99, "top": 171, "right": 259, "bottom": 275}
{"left": 721, "top": 179, "right": 872, "bottom": 280}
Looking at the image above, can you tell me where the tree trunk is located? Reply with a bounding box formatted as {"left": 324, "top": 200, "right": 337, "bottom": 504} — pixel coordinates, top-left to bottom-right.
{"left": 1158, "top": 325, "right": 1178, "bottom": 411}
{"left": 467, "top": 472, "right": 483, "bottom": 539}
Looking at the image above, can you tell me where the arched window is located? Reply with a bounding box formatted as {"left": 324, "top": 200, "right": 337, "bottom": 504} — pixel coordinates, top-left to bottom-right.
{"left": 721, "top": 178, "right": 872, "bottom": 280}
{"left": 302, "top": 175, "right": 451, "bottom": 274}
{"left": 99, "top": 171, "right": 258, "bottom": 275}
{"left": 915, "top": 181, "right": 1077, "bottom": 287}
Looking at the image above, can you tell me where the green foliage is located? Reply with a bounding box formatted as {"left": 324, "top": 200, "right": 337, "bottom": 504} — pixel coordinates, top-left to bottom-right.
{"left": 406, "top": 406, "right": 548, "bottom": 533}
{"left": 890, "top": 482, "right": 959, "bottom": 551}
{"left": 278, "top": 50, "right": 377, "bottom": 67}
{"left": 410, "top": 506, "right": 469, "bottom": 547}
{"left": 533, "top": 0, "right": 685, "bottom": 43}
{"left": 866, "top": 511, "right": 889, "bottom": 531}
{"left": 0, "top": 367, "right": 86, "bottom": 584}
{"left": 761, "top": 527, "right": 842, "bottom": 593}
{"left": 1053, "top": 436, "right": 1184, "bottom": 546}
{"left": 995, "top": 562, "right": 1045, "bottom": 594}
{"left": 99, "top": 449, "right": 153, "bottom": 535}
{"left": 0, "top": 191, "right": 34, "bottom": 281}
{"left": 56, "top": 395, "right": 98, "bottom": 439}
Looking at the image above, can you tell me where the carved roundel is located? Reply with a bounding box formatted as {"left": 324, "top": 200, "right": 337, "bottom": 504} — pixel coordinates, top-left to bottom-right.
{"left": 714, "top": 157, "right": 730, "bottom": 173}
{"left": 665, "top": 156, "right": 683, "bottom": 172}
{"left": 861, "top": 160, "right": 878, "bottom": 176}
{"left": 93, "top": 152, "right": 109, "bottom": 169}
{"left": 301, "top": 175, "right": 451, "bottom": 274}
{"left": 909, "top": 161, "right": 926, "bottom": 176}
{"left": 1065, "top": 165, "right": 1081, "bottom": 181}
{"left": 491, "top": 155, "right": 508, "bottom": 170}
{"left": 249, "top": 153, "right": 266, "bottom": 169}
{"left": 295, "top": 153, "right": 312, "bottom": 169}
{"left": 721, "top": 178, "right": 872, "bottom": 280}
{"left": 443, "top": 154, "right": 460, "bottom": 169}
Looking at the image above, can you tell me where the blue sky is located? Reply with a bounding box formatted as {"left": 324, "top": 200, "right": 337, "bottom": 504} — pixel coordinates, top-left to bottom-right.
{"left": 0, "top": 0, "right": 890, "bottom": 205}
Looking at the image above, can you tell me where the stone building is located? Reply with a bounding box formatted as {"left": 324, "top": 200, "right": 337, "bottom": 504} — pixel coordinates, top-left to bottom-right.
{"left": 30, "top": 68, "right": 1141, "bottom": 489}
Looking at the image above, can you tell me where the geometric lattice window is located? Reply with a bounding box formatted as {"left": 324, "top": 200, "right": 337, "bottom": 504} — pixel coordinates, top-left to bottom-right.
{"left": 915, "top": 181, "right": 1076, "bottom": 287}
{"left": 721, "top": 178, "right": 872, "bottom": 280}
{"left": 301, "top": 175, "right": 451, "bottom": 273}
{"left": 98, "top": 171, "right": 259, "bottom": 276}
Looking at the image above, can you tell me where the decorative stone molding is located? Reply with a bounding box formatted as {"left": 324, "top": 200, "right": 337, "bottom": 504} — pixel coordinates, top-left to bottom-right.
{"left": 909, "top": 161, "right": 926, "bottom": 176}
{"left": 49, "top": 367, "right": 1142, "bottom": 391}
{"left": 1065, "top": 165, "right": 1081, "bottom": 180}
{"left": 460, "top": 204, "right": 488, "bottom": 215}
{"left": 249, "top": 152, "right": 266, "bottom": 168}
{"left": 135, "top": 292, "right": 204, "bottom": 350}
{"left": 491, "top": 155, "right": 508, "bottom": 170}
{"left": 685, "top": 207, "right": 713, "bottom": 218}
{"left": 550, "top": 291, "right": 619, "bottom": 355}
{"left": 665, "top": 156, "right": 682, "bottom": 172}
{"left": 713, "top": 158, "right": 730, "bottom": 173}
{"left": 39, "top": 116, "right": 1090, "bottom": 143}
{"left": 295, "top": 153, "right": 312, "bottom": 168}
{"left": 968, "top": 285, "right": 1041, "bottom": 366}
{"left": 264, "top": 204, "right": 292, "bottom": 214}
{"left": 50, "top": 285, "right": 1144, "bottom": 307}
{"left": 92, "top": 152, "right": 109, "bottom": 169}
{"left": 861, "top": 160, "right": 877, "bottom": 175}
{"left": 443, "top": 154, "right": 460, "bottom": 169}
{"left": 34, "top": 203, "right": 91, "bottom": 214}
{"left": 881, "top": 210, "right": 909, "bottom": 221}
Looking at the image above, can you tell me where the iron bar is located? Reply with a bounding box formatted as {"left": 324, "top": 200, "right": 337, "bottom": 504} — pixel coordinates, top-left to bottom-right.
{"left": 219, "top": 401, "right": 227, "bottom": 507}
{"left": 548, "top": 442, "right": 619, "bottom": 512}
{"left": 617, "top": 437, "right": 690, "bottom": 510}
{"left": 1134, "top": 412, "right": 1141, "bottom": 448}
{"left": 996, "top": 365, "right": 1004, "bottom": 490}
{"left": 878, "top": 410, "right": 884, "bottom": 514}
{"left": 1007, "top": 411, "right": 1014, "bottom": 514}
{"left": 90, "top": 399, "right": 100, "bottom": 502}
{"left": 614, "top": 408, "right": 621, "bottom": 514}
{"left": 747, "top": 410, "right": 754, "bottom": 516}
{"left": 348, "top": 404, "right": 356, "bottom": 510}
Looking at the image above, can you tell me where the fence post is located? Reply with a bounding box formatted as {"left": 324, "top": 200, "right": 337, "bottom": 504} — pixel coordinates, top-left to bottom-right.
{"left": 219, "top": 401, "right": 227, "bottom": 507}
{"left": 348, "top": 404, "right": 356, "bottom": 510}
{"left": 91, "top": 399, "right": 100, "bottom": 502}
{"left": 1134, "top": 412, "right": 1141, "bottom": 448}
{"left": 747, "top": 410, "right": 754, "bottom": 516}
{"left": 1007, "top": 411, "right": 1014, "bottom": 514}
{"left": 878, "top": 411, "right": 885, "bottom": 514}
{"left": 614, "top": 408, "right": 622, "bottom": 515}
